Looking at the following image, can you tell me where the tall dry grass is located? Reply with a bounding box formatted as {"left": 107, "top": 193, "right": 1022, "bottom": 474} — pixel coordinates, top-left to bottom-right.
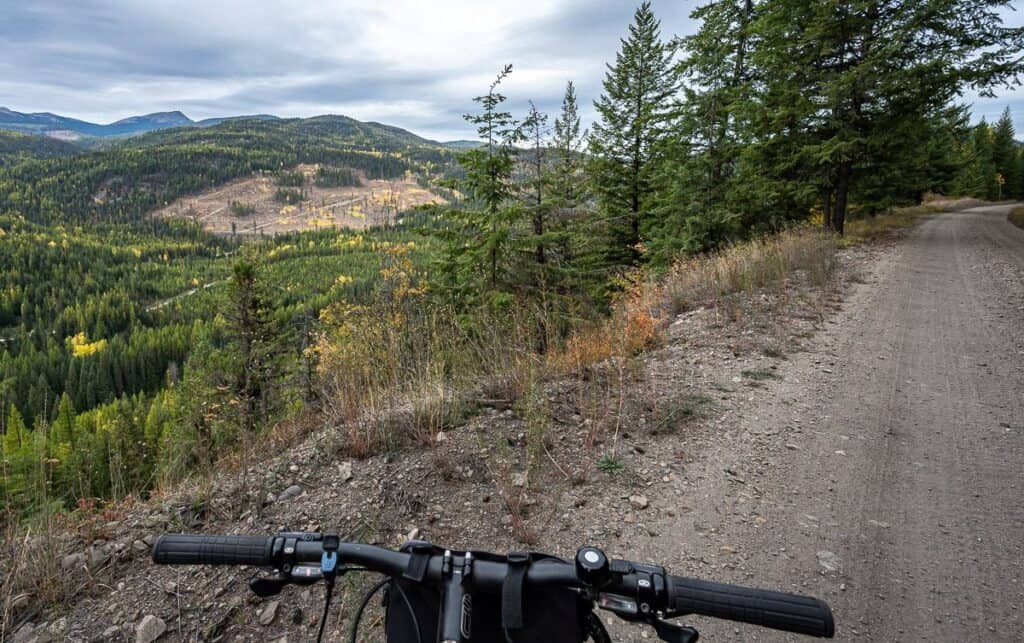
{"left": 843, "top": 196, "right": 983, "bottom": 244}
{"left": 653, "top": 227, "right": 838, "bottom": 316}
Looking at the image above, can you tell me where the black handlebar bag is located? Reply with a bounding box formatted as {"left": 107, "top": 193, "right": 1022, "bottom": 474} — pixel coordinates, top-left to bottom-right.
{"left": 384, "top": 543, "right": 587, "bottom": 642}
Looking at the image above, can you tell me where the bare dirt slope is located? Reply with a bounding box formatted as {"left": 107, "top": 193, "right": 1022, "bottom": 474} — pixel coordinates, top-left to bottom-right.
{"left": 152, "top": 165, "right": 444, "bottom": 236}
{"left": 649, "top": 203, "right": 1024, "bottom": 641}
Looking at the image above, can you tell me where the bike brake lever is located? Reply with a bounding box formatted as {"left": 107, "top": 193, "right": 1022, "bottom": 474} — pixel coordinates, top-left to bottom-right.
{"left": 249, "top": 564, "right": 325, "bottom": 597}
{"left": 249, "top": 572, "right": 289, "bottom": 597}
{"left": 651, "top": 618, "right": 699, "bottom": 643}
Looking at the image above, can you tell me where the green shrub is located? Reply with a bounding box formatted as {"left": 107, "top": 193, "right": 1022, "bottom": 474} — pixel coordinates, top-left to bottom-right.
{"left": 229, "top": 200, "right": 255, "bottom": 216}
{"left": 273, "top": 187, "right": 306, "bottom": 204}
{"left": 275, "top": 170, "right": 307, "bottom": 187}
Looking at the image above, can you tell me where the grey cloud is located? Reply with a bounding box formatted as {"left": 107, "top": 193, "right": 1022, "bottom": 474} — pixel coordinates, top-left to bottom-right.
{"left": 0, "top": 1, "right": 1020, "bottom": 140}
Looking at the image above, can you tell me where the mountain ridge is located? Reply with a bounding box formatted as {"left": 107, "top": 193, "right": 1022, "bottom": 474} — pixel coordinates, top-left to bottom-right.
{"left": 0, "top": 106, "right": 453, "bottom": 148}
{"left": 0, "top": 107, "right": 283, "bottom": 140}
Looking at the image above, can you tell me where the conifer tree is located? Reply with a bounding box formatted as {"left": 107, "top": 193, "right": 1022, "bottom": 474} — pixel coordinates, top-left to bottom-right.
{"left": 551, "top": 82, "right": 587, "bottom": 213}
{"left": 226, "top": 258, "right": 280, "bottom": 440}
{"left": 648, "top": 0, "right": 755, "bottom": 263}
{"left": 521, "top": 101, "right": 551, "bottom": 269}
{"left": 992, "top": 107, "right": 1019, "bottom": 199}
{"left": 589, "top": 1, "right": 679, "bottom": 266}
{"left": 548, "top": 81, "right": 596, "bottom": 294}
{"left": 746, "top": 0, "right": 1024, "bottom": 233}
{"left": 438, "top": 65, "right": 523, "bottom": 305}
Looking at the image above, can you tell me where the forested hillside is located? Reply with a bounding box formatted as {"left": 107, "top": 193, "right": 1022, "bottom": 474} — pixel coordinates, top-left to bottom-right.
{"left": 0, "top": 115, "right": 453, "bottom": 517}
{"left": 0, "top": 131, "right": 79, "bottom": 167}
{"left": 0, "top": 0, "right": 1021, "bottom": 530}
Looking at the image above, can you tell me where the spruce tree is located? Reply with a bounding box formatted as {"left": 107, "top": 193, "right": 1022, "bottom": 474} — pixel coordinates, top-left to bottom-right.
{"left": 521, "top": 101, "right": 551, "bottom": 269}
{"left": 648, "top": 0, "right": 756, "bottom": 263}
{"left": 551, "top": 81, "right": 587, "bottom": 213}
{"left": 747, "top": 0, "right": 1024, "bottom": 233}
{"left": 992, "top": 107, "right": 1018, "bottom": 199}
{"left": 589, "top": 1, "right": 679, "bottom": 266}
{"left": 226, "top": 258, "right": 280, "bottom": 440}
{"left": 438, "top": 65, "right": 523, "bottom": 305}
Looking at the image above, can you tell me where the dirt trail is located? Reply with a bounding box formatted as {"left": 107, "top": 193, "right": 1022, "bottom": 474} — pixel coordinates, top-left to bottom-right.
{"left": 647, "top": 204, "right": 1024, "bottom": 641}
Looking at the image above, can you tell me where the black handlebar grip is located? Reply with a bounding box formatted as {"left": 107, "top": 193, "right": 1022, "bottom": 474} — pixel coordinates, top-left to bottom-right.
{"left": 152, "top": 534, "right": 274, "bottom": 566}
{"left": 668, "top": 576, "right": 835, "bottom": 638}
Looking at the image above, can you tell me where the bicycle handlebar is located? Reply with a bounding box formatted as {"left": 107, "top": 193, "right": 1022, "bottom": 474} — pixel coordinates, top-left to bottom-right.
{"left": 667, "top": 575, "right": 834, "bottom": 638}
{"left": 152, "top": 533, "right": 834, "bottom": 639}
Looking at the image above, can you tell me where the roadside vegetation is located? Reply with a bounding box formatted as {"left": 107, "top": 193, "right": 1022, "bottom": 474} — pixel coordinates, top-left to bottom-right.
{"left": 1010, "top": 205, "right": 1024, "bottom": 230}
{"left": 842, "top": 196, "right": 984, "bottom": 244}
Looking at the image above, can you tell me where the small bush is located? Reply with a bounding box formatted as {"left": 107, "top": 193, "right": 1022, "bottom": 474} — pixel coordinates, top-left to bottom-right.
{"left": 275, "top": 170, "right": 307, "bottom": 187}
{"left": 229, "top": 200, "right": 255, "bottom": 217}
{"left": 273, "top": 187, "right": 306, "bottom": 205}
{"left": 741, "top": 368, "right": 781, "bottom": 381}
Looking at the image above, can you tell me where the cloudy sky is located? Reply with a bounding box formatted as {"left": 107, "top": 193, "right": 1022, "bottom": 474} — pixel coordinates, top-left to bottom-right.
{"left": 1, "top": 0, "right": 1022, "bottom": 141}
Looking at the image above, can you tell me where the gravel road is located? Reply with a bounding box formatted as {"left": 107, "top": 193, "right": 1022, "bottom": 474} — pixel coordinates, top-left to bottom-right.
{"left": 657, "top": 204, "right": 1024, "bottom": 642}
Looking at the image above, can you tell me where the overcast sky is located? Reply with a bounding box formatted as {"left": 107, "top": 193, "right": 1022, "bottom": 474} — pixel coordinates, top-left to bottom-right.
{"left": 1, "top": 0, "right": 1022, "bottom": 141}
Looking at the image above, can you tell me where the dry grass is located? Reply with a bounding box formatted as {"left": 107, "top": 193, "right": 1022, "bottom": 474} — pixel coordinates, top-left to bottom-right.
{"left": 1009, "top": 205, "right": 1024, "bottom": 230}
{"left": 843, "top": 196, "right": 983, "bottom": 245}
{"left": 651, "top": 227, "right": 838, "bottom": 316}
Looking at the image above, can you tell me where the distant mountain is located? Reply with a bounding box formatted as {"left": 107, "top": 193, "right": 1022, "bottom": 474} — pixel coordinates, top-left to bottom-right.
{"left": 0, "top": 107, "right": 195, "bottom": 139}
{"left": 194, "top": 114, "right": 282, "bottom": 127}
{"left": 0, "top": 107, "right": 463, "bottom": 148}
{"left": 120, "top": 114, "right": 444, "bottom": 153}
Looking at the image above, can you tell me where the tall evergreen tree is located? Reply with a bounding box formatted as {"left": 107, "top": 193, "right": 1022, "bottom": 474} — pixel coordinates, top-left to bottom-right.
{"left": 549, "top": 82, "right": 595, "bottom": 284}
{"left": 438, "top": 65, "right": 523, "bottom": 305}
{"left": 551, "top": 81, "right": 586, "bottom": 212}
{"left": 589, "top": 1, "right": 679, "bottom": 266}
{"left": 992, "top": 107, "right": 1019, "bottom": 199}
{"left": 648, "top": 0, "right": 756, "bottom": 263}
{"left": 521, "top": 101, "right": 551, "bottom": 270}
{"left": 746, "top": 0, "right": 1024, "bottom": 233}
{"left": 225, "top": 258, "right": 281, "bottom": 440}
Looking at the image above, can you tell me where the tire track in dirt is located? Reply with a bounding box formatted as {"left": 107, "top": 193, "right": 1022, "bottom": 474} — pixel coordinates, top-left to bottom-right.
{"left": 647, "top": 204, "right": 1024, "bottom": 642}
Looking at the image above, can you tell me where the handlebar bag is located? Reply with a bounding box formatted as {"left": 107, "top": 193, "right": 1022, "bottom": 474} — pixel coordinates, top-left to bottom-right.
{"left": 384, "top": 543, "right": 587, "bottom": 643}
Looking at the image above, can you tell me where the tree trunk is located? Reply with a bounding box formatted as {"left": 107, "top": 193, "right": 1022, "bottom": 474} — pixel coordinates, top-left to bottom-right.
{"left": 833, "top": 162, "right": 851, "bottom": 236}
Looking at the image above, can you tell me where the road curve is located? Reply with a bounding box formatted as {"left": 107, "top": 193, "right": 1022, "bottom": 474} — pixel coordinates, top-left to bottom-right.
{"left": 677, "top": 204, "right": 1024, "bottom": 642}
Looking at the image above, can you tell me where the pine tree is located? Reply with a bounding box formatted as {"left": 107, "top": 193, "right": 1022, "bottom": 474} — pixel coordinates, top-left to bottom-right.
{"left": 521, "top": 101, "right": 551, "bottom": 270}
{"left": 746, "top": 0, "right": 1024, "bottom": 233}
{"left": 992, "top": 107, "right": 1018, "bottom": 199}
{"left": 967, "top": 121, "right": 999, "bottom": 199}
{"left": 438, "top": 65, "right": 523, "bottom": 305}
{"left": 225, "top": 258, "right": 281, "bottom": 440}
{"left": 548, "top": 81, "right": 597, "bottom": 295}
{"left": 589, "top": 1, "right": 679, "bottom": 266}
{"left": 551, "top": 82, "right": 587, "bottom": 213}
{"left": 647, "top": 0, "right": 756, "bottom": 263}
{"left": 52, "top": 392, "right": 75, "bottom": 447}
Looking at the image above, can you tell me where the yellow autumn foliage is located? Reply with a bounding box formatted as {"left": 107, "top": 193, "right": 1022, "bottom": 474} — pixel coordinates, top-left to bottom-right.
{"left": 68, "top": 332, "right": 108, "bottom": 358}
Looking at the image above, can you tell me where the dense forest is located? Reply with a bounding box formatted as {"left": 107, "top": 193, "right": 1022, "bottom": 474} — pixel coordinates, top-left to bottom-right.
{"left": 1, "top": 0, "right": 1021, "bottom": 521}
{"left": 0, "top": 131, "right": 78, "bottom": 167}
